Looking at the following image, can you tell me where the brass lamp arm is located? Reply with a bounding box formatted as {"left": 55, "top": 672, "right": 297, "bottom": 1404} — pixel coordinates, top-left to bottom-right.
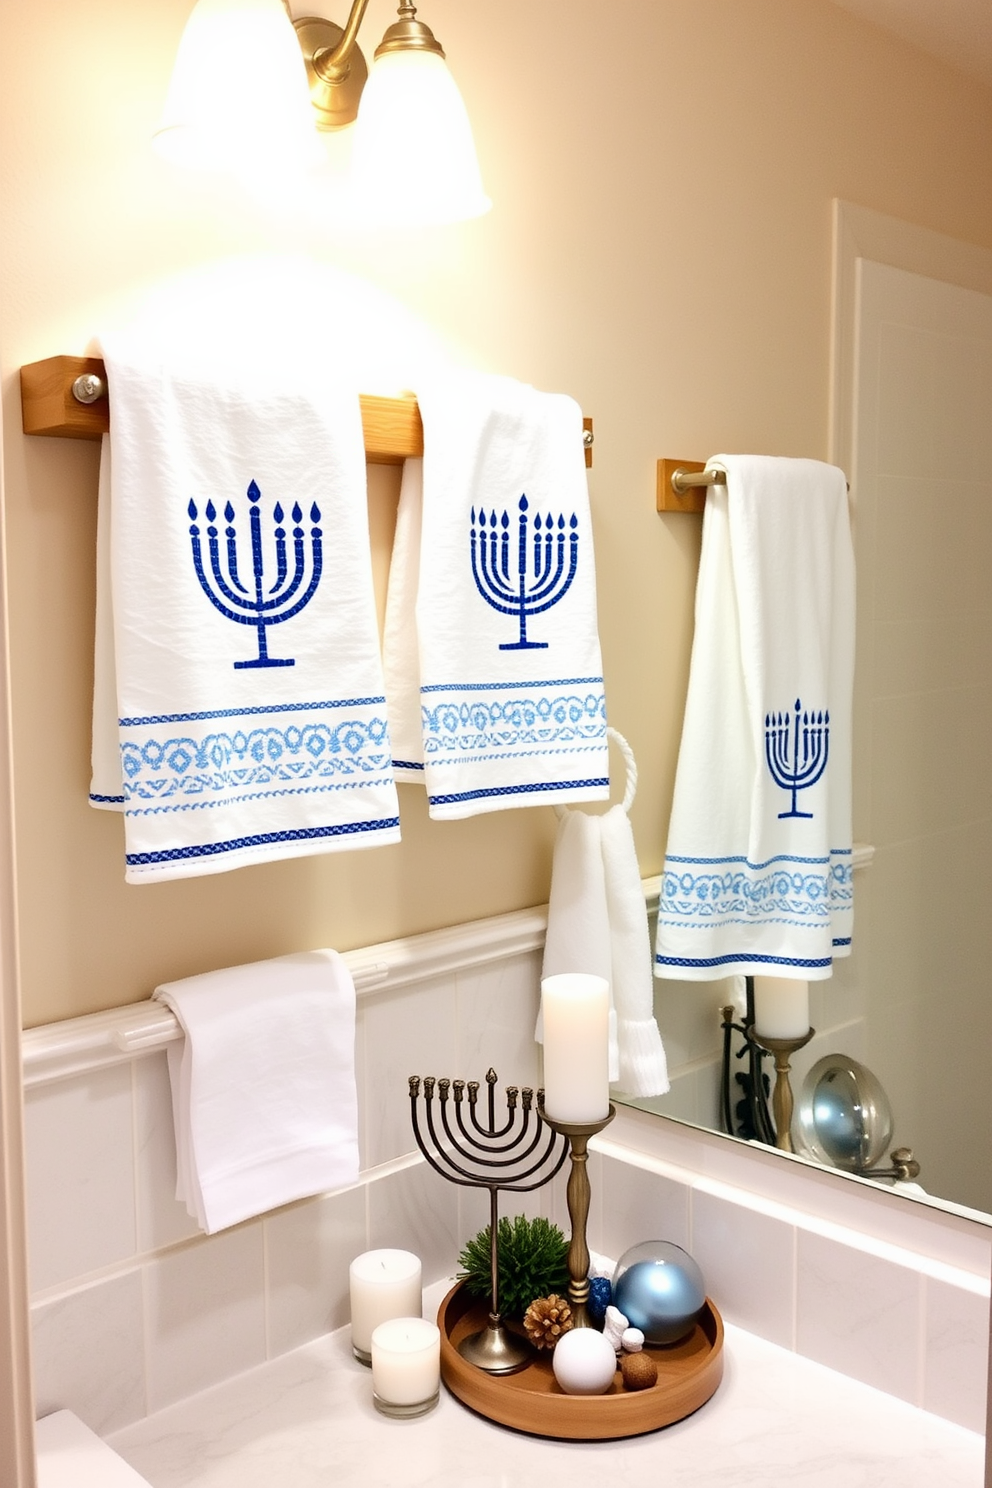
{"left": 312, "top": 0, "right": 371, "bottom": 85}
{"left": 284, "top": 2, "right": 447, "bottom": 129}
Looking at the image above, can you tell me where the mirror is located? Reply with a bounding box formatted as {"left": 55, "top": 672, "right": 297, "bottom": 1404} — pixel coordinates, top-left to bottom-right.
{"left": 618, "top": 210, "right": 992, "bottom": 1222}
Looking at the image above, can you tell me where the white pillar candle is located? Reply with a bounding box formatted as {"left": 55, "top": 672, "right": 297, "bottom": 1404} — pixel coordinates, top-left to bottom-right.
{"left": 541, "top": 973, "right": 611, "bottom": 1124}
{"left": 349, "top": 1249, "right": 422, "bottom": 1362}
{"left": 752, "top": 977, "right": 810, "bottom": 1040}
{"left": 370, "top": 1317, "right": 441, "bottom": 1417}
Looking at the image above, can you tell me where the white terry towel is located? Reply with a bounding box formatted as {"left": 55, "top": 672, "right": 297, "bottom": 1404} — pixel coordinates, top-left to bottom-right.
{"left": 538, "top": 734, "right": 669, "bottom": 1098}
{"left": 654, "top": 455, "right": 855, "bottom": 980}
{"left": 153, "top": 950, "right": 359, "bottom": 1234}
{"left": 89, "top": 342, "right": 400, "bottom": 880}
{"left": 382, "top": 374, "right": 610, "bottom": 817}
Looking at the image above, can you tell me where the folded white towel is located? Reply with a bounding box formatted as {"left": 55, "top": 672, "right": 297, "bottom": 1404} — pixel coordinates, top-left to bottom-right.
{"left": 153, "top": 950, "right": 359, "bottom": 1234}
{"left": 654, "top": 455, "right": 855, "bottom": 980}
{"left": 382, "top": 374, "right": 610, "bottom": 817}
{"left": 90, "top": 343, "right": 400, "bottom": 880}
{"left": 539, "top": 734, "right": 669, "bottom": 1098}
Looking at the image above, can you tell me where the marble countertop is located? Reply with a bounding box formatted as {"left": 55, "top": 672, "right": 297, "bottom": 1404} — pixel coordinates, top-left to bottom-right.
{"left": 97, "top": 1283, "right": 983, "bottom": 1488}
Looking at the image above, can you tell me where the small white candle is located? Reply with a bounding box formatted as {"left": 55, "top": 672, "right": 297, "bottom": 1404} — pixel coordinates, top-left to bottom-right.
{"left": 370, "top": 1317, "right": 440, "bottom": 1416}
{"left": 349, "top": 1249, "right": 422, "bottom": 1362}
{"left": 752, "top": 977, "right": 810, "bottom": 1040}
{"left": 541, "top": 973, "right": 611, "bottom": 1124}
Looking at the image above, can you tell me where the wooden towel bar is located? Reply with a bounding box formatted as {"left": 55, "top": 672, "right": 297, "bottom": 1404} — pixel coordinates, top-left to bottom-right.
{"left": 19, "top": 356, "right": 594, "bottom": 468}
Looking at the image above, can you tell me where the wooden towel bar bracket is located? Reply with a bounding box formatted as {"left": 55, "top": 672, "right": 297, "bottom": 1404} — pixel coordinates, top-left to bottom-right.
{"left": 19, "top": 356, "right": 594, "bottom": 468}
{"left": 656, "top": 459, "right": 722, "bottom": 514}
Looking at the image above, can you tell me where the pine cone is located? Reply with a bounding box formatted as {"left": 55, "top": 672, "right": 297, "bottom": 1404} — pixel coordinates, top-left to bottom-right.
{"left": 523, "top": 1294, "right": 573, "bottom": 1350}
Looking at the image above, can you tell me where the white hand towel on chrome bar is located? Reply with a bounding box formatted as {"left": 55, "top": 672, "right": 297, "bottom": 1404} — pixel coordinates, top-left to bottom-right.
{"left": 90, "top": 343, "right": 399, "bottom": 880}
{"left": 654, "top": 455, "right": 855, "bottom": 980}
{"left": 153, "top": 950, "right": 359, "bottom": 1235}
{"left": 382, "top": 375, "right": 609, "bottom": 817}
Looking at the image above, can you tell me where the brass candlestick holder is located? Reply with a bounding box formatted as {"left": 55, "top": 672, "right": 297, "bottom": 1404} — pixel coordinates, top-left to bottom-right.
{"left": 745, "top": 1026, "right": 815, "bottom": 1152}
{"left": 537, "top": 1103, "right": 616, "bottom": 1328}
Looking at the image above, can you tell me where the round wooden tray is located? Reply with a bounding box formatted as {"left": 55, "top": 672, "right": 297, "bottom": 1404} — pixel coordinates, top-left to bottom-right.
{"left": 437, "top": 1282, "right": 724, "bottom": 1440}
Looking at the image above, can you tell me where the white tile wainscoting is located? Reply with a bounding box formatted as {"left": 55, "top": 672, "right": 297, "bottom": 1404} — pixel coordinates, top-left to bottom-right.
{"left": 22, "top": 888, "right": 991, "bottom": 1443}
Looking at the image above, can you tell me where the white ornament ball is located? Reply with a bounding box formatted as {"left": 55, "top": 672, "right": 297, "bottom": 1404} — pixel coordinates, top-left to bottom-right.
{"left": 552, "top": 1327, "right": 619, "bottom": 1395}
{"left": 621, "top": 1327, "right": 645, "bottom": 1353}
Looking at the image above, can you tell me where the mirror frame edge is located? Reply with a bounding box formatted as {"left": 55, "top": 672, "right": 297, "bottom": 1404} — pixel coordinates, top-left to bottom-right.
{"left": 0, "top": 455, "right": 36, "bottom": 1482}
{"left": 829, "top": 196, "right": 992, "bottom": 1475}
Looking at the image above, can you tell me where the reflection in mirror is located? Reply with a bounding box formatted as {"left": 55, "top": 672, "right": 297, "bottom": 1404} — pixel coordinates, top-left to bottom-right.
{"left": 618, "top": 232, "right": 992, "bottom": 1223}
{"left": 795, "top": 1053, "right": 919, "bottom": 1184}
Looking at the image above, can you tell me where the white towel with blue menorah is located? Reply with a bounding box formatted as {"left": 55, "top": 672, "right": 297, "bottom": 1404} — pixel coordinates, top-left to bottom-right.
{"left": 89, "top": 344, "right": 400, "bottom": 880}
{"left": 654, "top": 455, "right": 855, "bottom": 980}
{"left": 382, "top": 374, "right": 610, "bottom": 817}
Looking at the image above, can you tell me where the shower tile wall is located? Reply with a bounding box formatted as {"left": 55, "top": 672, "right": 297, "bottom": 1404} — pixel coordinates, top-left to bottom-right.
{"left": 25, "top": 950, "right": 543, "bottom": 1433}
{"left": 23, "top": 927, "right": 989, "bottom": 1438}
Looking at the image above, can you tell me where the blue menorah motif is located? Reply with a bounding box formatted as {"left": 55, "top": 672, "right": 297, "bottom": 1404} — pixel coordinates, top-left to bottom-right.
{"left": 188, "top": 480, "right": 322, "bottom": 669}
{"left": 765, "top": 698, "right": 830, "bottom": 819}
{"left": 470, "top": 494, "right": 578, "bottom": 650}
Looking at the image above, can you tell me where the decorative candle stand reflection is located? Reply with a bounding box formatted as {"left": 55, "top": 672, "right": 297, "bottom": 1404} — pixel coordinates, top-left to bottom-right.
{"left": 719, "top": 998, "right": 775, "bottom": 1146}
{"left": 409, "top": 1070, "right": 569, "bottom": 1374}
{"left": 744, "top": 1025, "right": 815, "bottom": 1152}
{"left": 536, "top": 1103, "right": 615, "bottom": 1328}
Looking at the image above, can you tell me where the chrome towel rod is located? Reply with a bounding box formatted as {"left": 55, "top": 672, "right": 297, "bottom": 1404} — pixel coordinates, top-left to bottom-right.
{"left": 656, "top": 457, "right": 848, "bottom": 514}
{"left": 670, "top": 466, "right": 726, "bottom": 495}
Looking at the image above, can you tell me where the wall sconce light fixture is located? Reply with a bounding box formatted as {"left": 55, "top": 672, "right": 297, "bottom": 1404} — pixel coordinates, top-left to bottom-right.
{"left": 154, "top": 0, "right": 491, "bottom": 224}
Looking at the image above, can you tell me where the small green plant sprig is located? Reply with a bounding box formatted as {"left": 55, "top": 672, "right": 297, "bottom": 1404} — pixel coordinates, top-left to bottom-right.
{"left": 458, "top": 1214, "right": 569, "bottom": 1320}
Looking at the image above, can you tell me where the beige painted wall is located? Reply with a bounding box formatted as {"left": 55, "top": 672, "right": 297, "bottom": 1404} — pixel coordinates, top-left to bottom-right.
{"left": 2, "top": 0, "right": 992, "bottom": 1027}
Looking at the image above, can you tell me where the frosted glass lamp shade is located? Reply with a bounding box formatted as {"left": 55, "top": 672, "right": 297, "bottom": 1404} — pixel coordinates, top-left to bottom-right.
{"left": 351, "top": 49, "right": 491, "bottom": 224}
{"left": 153, "top": 0, "right": 319, "bottom": 174}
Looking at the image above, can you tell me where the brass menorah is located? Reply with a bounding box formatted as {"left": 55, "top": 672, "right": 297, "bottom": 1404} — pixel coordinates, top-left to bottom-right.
{"left": 409, "top": 1069, "right": 569, "bottom": 1374}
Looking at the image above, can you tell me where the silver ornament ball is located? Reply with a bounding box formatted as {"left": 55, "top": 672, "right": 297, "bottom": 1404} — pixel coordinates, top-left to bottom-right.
{"left": 612, "top": 1241, "right": 706, "bottom": 1346}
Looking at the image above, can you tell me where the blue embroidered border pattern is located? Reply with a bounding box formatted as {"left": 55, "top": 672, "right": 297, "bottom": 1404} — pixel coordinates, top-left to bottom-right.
{"left": 126, "top": 817, "right": 398, "bottom": 869}
{"left": 419, "top": 677, "right": 607, "bottom": 761}
{"left": 657, "top": 851, "right": 853, "bottom": 931}
{"left": 119, "top": 698, "right": 393, "bottom": 807}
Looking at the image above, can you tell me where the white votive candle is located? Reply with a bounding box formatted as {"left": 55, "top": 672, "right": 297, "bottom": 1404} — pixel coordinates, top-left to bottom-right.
{"left": 541, "top": 972, "right": 611, "bottom": 1124}
{"left": 370, "top": 1317, "right": 441, "bottom": 1418}
{"left": 349, "top": 1249, "right": 422, "bottom": 1363}
{"left": 753, "top": 977, "right": 810, "bottom": 1040}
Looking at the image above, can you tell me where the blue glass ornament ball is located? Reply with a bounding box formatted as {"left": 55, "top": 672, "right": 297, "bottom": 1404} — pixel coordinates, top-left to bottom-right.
{"left": 612, "top": 1242, "right": 706, "bottom": 1346}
